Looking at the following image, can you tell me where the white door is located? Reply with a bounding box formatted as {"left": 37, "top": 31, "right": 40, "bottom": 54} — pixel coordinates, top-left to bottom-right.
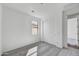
{"left": 67, "top": 18, "right": 78, "bottom": 46}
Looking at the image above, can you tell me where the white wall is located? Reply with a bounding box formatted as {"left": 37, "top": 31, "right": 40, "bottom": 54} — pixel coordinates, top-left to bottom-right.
{"left": 1, "top": 3, "right": 67, "bottom": 48}
{"left": 2, "top": 6, "right": 39, "bottom": 52}
{"left": 43, "top": 4, "right": 64, "bottom": 48}
{"left": 1, "top": 4, "right": 67, "bottom": 51}
{"left": 0, "top": 4, "right": 2, "bottom": 55}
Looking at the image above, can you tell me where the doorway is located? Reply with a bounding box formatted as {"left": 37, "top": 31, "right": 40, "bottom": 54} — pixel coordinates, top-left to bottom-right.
{"left": 67, "top": 17, "right": 78, "bottom": 48}
{"left": 62, "top": 4, "right": 79, "bottom": 49}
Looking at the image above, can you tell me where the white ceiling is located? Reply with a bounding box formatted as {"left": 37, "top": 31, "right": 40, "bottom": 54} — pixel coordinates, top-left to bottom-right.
{"left": 3, "top": 3, "right": 68, "bottom": 19}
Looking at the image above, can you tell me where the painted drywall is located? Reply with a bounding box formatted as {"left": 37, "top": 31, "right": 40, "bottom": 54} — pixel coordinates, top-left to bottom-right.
{"left": 2, "top": 6, "right": 39, "bottom": 52}
{"left": 43, "top": 4, "right": 65, "bottom": 48}
{"left": 67, "top": 18, "right": 78, "bottom": 45}
{"left": 2, "top": 3, "right": 67, "bottom": 48}
{"left": 0, "top": 4, "right": 2, "bottom": 55}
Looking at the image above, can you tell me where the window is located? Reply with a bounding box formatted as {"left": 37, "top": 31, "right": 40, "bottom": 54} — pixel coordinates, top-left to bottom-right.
{"left": 32, "top": 21, "right": 38, "bottom": 35}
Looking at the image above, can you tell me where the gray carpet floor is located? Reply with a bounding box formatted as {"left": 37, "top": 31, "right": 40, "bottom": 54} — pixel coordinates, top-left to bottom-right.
{"left": 2, "top": 42, "right": 40, "bottom": 56}
{"left": 2, "top": 41, "right": 79, "bottom": 56}
{"left": 38, "top": 42, "right": 79, "bottom": 56}
{"left": 37, "top": 41, "right": 61, "bottom": 56}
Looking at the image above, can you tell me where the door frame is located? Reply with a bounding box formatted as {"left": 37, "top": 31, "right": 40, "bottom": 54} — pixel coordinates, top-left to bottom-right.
{"left": 62, "top": 4, "right": 79, "bottom": 48}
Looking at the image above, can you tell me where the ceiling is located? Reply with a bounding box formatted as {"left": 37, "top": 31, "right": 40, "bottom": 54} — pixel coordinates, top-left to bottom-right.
{"left": 3, "top": 3, "right": 68, "bottom": 19}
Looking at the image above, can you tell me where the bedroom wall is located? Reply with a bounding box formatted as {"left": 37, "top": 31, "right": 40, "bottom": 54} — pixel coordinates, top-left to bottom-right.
{"left": 43, "top": 4, "right": 65, "bottom": 48}
{"left": 1, "top": 3, "right": 67, "bottom": 48}
{"left": 2, "top": 6, "right": 39, "bottom": 52}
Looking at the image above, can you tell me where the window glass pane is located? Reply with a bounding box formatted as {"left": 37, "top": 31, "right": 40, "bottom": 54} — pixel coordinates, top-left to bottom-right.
{"left": 32, "top": 21, "right": 38, "bottom": 35}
